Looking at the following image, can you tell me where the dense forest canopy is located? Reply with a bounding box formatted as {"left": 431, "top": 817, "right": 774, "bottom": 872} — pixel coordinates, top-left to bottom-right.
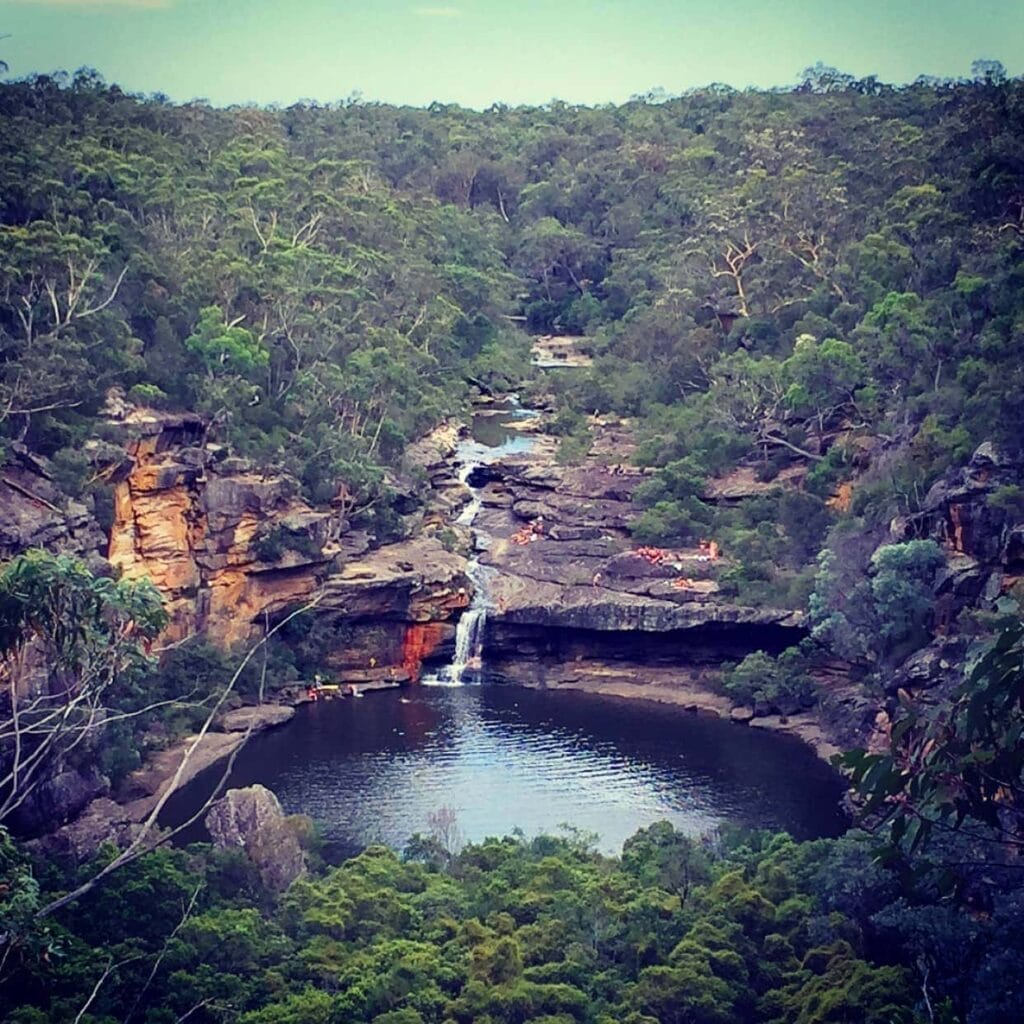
{"left": 2, "top": 61, "right": 1024, "bottom": 1024}
{"left": 6, "top": 820, "right": 1023, "bottom": 1024}
{"left": 1, "top": 62, "right": 1022, "bottom": 501}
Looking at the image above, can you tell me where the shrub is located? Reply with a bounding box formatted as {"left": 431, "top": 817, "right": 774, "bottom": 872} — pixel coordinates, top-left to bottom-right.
{"left": 723, "top": 648, "right": 817, "bottom": 715}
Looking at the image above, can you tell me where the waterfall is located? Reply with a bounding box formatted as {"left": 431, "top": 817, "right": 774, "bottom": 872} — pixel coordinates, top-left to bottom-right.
{"left": 449, "top": 586, "right": 487, "bottom": 685}
{"left": 424, "top": 401, "right": 535, "bottom": 687}
{"left": 440, "top": 464, "right": 487, "bottom": 688}
{"left": 432, "top": 461, "right": 490, "bottom": 685}
{"left": 455, "top": 462, "right": 481, "bottom": 526}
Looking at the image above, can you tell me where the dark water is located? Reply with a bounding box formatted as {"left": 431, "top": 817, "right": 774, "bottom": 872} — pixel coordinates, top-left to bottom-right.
{"left": 160, "top": 684, "right": 847, "bottom": 857}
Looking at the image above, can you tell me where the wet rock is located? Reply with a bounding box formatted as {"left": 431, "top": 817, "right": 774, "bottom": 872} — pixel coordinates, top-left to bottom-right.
{"left": 490, "top": 574, "right": 803, "bottom": 634}
{"left": 205, "top": 785, "right": 307, "bottom": 892}
{"left": 220, "top": 705, "right": 296, "bottom": 732}
{"left": 730, "top": 706, "right": 755, "bottom": 723}
{"left": 747, "top": 714, "right": 841, "bottom": 760}
{"left": 548, "top": 524, "right": 603, "bottom": 541}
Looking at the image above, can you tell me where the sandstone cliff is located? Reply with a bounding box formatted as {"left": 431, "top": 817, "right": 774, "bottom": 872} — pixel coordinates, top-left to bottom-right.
{"left": 2, "top": 409, "right": 472, "bottom": 686}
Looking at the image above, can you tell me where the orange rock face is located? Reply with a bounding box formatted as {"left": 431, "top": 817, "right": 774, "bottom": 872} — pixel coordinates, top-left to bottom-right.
{"left": 949, "top": 502, "right": 967, "bottom": 553}
{"left": 107, "top": 418, "right": 335, "bottom": 646}
{"left": 828, "top": 481, "right": 854, "bottom": 514}
{"left": 402, "top": 622, "right": 448, "bottom": 681}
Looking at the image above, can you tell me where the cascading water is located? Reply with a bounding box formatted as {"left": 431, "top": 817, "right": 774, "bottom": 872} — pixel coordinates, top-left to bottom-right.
{"left": 425, "top": 401, "right": 535, "bottom": 686}
{"left": 448, "top": 567, "right": 489, "bottom": 684}
{"left": 435, "top": 464, "right": 492, "bottom": 685}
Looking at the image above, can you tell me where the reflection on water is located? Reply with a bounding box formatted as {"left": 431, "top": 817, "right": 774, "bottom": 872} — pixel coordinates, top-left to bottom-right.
{"left": 160, "top": 685, "right": 848, "bottom": 857}
{"left": 467, "top": 402, "right": 536, "bottom": 454}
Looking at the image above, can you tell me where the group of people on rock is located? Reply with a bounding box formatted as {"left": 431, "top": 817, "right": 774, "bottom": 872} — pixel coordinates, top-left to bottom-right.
{"left": 633, "top": 539, "right": 721, "bottom": 568}
{"left": 511, "top": 516, "right": 546, "bottom": 546}
{"left": 305, "top": 674, "right": 362, "bottom": 701}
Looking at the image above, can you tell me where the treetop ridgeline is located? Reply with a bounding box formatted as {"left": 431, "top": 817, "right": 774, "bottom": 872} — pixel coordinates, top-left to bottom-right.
{"left": 0, "top": 62, "right": 1021, "bottom": 513}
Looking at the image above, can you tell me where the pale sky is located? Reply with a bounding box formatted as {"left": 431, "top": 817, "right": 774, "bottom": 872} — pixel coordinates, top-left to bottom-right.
{"left": 0, "top": 0, "right": 1021, "bottom": 108}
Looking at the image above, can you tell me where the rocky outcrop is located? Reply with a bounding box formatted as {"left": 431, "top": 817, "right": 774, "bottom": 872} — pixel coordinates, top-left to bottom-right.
{"left": 205, "top": 784, "right": 307, "bottom": 892}
{"left": 0, "top": 410, "right": 473, "bottom": 684}
{"left": 104, "top": 411, "right": 343, "bottom": 645}
{"left": 854, "top": 443, "right": 1024, "bottom": 746}
{"left": 1, "top": 410, "right": 474, "bottom": 850}
{"left": 30, "top": 730, "right": 246, "bottom": 858}
{"left": 220, "top": 704, "right": 296, "bottom": 732}
{"left": 460, "top": 420, "right": 809, "bottom": 718}
{"left": 474, "top": 437, "right": 803, "bottom": 646}
{"left": 307, "top": 535, "right": 468, "bottom": 683}
{"left": 0, "top": 444, "right": 106, "bottom": 564}
{"left": 31, "top": 707, "right": 302, "bottom": 857}
{"left": 893, "top": 443, "right": 1024, "bottom": 672}
{"left": 900, "top": 443, "right": 1024, "bottom": 602}
{"left": 910, "top": 443, "right": 1022, "bottom": 560}
{"left": 5, "top": 764, "right": 108, "bottom": 837}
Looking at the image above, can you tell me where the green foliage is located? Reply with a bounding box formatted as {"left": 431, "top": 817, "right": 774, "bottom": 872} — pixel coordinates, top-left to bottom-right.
{"left": 47, "top": 447, "right": 90, "bottom": 500}
{"left": 3, "top": 62, "right": 1024, "bottom": 1024}
{"left": 186, "top": 306, "right": 269, "bottom": 380}
{"left": 841, "top": 618, "right": 1024, "bottom": 857}
{"left": 868, "top": 540, "right": 946, "bottom": 648}
{"left": 781, "top": 336, "right": 867, "bottom": 427}
{"left": 6, "top": 817, "right": 1024, "bottom": 1022}
{"left": 809, "top": 539, "right": 944, "bottom": 669}
{"left": 0, "top": 548, "right": 165, "bottom": 674}
{"left": 988, "top": 484, "right": 1024, "bottom": 516}
{"left": 252, "top": 524, "right": 322, "bottom": 564}
{"left": 0, "top": 826, "right": 52, "bottom": 974}
{"left": 723, "top": 648, "right": 817, "bottom": 715}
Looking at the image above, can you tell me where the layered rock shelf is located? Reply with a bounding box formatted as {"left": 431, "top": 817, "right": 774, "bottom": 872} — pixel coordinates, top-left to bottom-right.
{"left": 461, "top": 422, "right": 805, "bottom": 694}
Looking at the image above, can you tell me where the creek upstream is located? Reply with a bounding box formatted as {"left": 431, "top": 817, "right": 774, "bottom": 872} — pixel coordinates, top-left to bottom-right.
{"left": 160, "top": 402, "right": 848, "bottom": 857}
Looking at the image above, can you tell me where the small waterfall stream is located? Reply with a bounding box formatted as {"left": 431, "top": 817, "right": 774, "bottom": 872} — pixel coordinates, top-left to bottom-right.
{"left": 431, "top": 462, "right": 493, "bottom": 685}
{"left": 425, "top": 401, "right": 534, "bottom": 686}
{"left": 449, "top": 578, "right": 488, "bottom": 684}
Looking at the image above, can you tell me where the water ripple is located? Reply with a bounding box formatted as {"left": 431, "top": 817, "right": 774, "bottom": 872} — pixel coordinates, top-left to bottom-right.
{"left": 160, "top": 685, "right": 847, "bottom": 856}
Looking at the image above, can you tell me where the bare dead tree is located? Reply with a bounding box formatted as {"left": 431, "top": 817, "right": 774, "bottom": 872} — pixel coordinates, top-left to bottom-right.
{"left": 0, "top": 683, "right": 204, "bottom": 825}
{"left": 708, "top": 233, "right": 759, "bottom": 317}
{"left": 781, "top": 229, "right": 847, "bottom": 301}
{"left": 0, "top": 563, "right": 169, "bottom": 825}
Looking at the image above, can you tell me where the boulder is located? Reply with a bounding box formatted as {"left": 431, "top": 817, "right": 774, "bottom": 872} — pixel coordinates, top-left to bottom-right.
{"left": 205, "top": 784, "right": 307, "bottom": 892}
{"left": 29, "top": 797, "right": 145, "bottom": 863}
{"left": 7, "top": 765, "right": 109, "bottom": 836}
